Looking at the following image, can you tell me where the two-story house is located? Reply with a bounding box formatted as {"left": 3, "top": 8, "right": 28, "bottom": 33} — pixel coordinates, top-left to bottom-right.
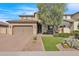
{"left": 0, "top": 12, "right": 79, "bottom": 35}
{"left": 59, "top": 12, "right": 79, "bottom": 33}
{"left": 0, "top": 13, "right": 42, "bottom": 36}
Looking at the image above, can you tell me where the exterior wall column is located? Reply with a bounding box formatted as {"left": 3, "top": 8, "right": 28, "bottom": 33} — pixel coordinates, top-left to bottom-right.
{"left": 8, "top": 25, "right": 13, "bottom": 35}
{"left": 42, "top": 24, "right": 47, "bottom": 34}
{"left": 33, "top": 24, "right": 37, "bottom": 36}
{"left": 73, "top": 21, "right": 79, "bottom": 30}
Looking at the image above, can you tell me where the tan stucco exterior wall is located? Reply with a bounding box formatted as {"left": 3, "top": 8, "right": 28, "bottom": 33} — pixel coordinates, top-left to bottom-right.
{"left": 32, "top": 24, "right": 37, "bottom": 36}
{"left": 73, "top": 21, "right": 79, "bottom": 30}
{"left": 7, "top": 25, "right": 13, "bottom": 35}
{"left": 63, "top": 27, "right": 70, "bottom": 33}
{"left": 59, "top": 21, "right": 79, "bottom": 33}
{"left": 58, "top": 27, "right": 70, "bottom": 33}
{"left": 0, "top": 27, "right": 7, "bottom": 34}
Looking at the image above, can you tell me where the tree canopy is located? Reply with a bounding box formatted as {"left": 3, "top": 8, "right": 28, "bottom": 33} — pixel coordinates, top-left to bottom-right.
{"left": 37, "top": 3, "right": 67, "bottom": 26}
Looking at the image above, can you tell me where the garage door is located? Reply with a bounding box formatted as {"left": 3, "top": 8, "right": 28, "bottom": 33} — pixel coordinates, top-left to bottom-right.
{"left": 13, "top": 25, "right": 33, "bottom": 35}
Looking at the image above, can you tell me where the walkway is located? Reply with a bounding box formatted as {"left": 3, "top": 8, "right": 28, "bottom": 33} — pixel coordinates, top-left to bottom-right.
{"left": 22, "top": 34, "right": 45, "bottom": 51}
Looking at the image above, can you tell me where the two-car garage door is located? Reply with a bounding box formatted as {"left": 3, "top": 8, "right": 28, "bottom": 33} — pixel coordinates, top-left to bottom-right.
{"left": 13, "top": 25, "right": 33, "bottom": 35}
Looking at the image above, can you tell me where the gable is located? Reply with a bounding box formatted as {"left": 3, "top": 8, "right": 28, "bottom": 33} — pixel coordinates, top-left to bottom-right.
{"left": 72, "top": 12, "right": 79, "bottom": 20}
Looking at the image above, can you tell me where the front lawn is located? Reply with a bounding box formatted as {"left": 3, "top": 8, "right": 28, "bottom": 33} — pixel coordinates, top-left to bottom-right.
{"left": 42, "top": 36, "right": 64, "bottom": 51}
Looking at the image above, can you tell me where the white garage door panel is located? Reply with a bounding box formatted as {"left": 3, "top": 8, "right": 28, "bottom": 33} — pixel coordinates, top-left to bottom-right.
{"left": 13, "top": 26, "right": 33, "bottom": 35}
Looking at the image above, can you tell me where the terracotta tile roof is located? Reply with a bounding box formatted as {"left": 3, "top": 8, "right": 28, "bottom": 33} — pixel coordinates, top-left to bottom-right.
{"left": 7, "top": 20, "right": 38, "bottom": 23}
{"left": 19, "top": 15, "right": 34, "bottom": 17}
{"left": 64, "top": 12, "right": 79, "bottom": 16}
{"left": 19, "top": 12, "right": 37, "bottom": 17}
{"left": 64, "top": 14, "right": 71, "bottom": 16}
{"left": 71, "top": 12, "right": 79, "bottom": 16}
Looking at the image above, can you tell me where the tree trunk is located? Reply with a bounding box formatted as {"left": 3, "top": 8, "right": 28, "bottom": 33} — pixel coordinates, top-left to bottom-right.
{"left": 53, "top": 25, "right": 59, "bottom": 35}
{"left": 53, "top": 25, "right": 56, "bottom": 35}
{"left": 42, "top": 24, "right": 47, "bottom": 34}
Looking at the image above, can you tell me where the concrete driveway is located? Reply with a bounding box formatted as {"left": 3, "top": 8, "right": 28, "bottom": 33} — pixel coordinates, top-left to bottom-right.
{"left": 0, "top": 34, "right": 33, "bottom": 51}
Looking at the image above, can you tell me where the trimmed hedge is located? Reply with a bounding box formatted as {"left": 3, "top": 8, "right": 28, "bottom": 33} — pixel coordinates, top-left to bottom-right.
{"left": 54, "top": 30, "right": 79, "bottom": 38}
{"left": 54, "top": 33, "right": 71, "bottom": 38}
{"left": 73, "top": 30, "right": 79, "bottom": 35}
{"left": 72, "top": 30, "right": 79, "bottom": 39}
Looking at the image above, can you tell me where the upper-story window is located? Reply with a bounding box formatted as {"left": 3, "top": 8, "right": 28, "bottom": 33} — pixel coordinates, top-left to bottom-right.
{"left": 63, "top": 15, "right": 71, "bottom": 19}
{"left": 20, "top": 16, "right": 34, "bottom": 20}
{"left": 63, "top": 16, "right": 66, "bottom": 19}
{"left": 20, "top": 17, "right": 27, "bottom": 20}
{"left": 67, "top": 16, "right": 71, "bottom": 19}
{"left": 23, "top": 17, "right": 27, "bottom": 20}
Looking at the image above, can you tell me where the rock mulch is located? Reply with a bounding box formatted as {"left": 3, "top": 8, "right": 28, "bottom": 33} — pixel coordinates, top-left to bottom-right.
{"left": 56, "top": 44, "right": 78, "bottom": 51}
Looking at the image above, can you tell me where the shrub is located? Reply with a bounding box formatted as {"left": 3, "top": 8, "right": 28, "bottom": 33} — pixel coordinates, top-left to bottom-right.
{"left": 72, "top": 30, "right": 79, "bottom": 39}
{"left": 33, "top": 36, "right": 37, "bottom": 40}
{"left": 54, "top": 33, "right": 70, "bottom": 38}
{"left": 32, "top": 36, "right": 37, "bottom": 43}
{"left": 73, "top": 30, "right": 79, "bottom": 35}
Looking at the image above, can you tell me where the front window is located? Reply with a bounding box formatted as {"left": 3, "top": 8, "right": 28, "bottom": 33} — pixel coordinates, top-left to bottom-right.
{"left": 47, "top": 25, "right": 53, "bottom": 34}
{"left": 67, "top": 16, "right": 71, "bottom": 19}
{"left": 48, "top": 25, "right": 53, "bottom": 30}
{"left": 63, "top": 16, "right": 71, "bottom": 19}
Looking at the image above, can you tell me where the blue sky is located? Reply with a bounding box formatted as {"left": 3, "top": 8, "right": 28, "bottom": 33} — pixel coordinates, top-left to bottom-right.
{"left": 65, "top": 3, "right": 79, "bottom": 14}
{"left": 0, "top": 3, "right": 79, "bottom": 21}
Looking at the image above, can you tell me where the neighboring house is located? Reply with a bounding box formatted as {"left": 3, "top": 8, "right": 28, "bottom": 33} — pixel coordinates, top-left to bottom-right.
{"left": 0, "top": 21, "right": 8, "bottom": 34}
{"left": 59, "top": 12, "right": 79, "bottom": 33}
{"left": 0, "top": 12, "right": 79, "bottom": 35}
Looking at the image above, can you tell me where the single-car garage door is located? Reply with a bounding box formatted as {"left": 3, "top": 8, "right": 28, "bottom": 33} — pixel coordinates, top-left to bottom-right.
{"left": 13, "top": 25, "right": 33, "bottom": 35}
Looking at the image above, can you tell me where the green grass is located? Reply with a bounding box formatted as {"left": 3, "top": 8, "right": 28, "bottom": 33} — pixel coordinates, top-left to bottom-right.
{"left": 42, "top": 36, "right": 64, "bottom": 51}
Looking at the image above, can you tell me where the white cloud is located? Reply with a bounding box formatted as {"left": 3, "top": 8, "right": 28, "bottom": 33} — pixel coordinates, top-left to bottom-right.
{"left": 0, "top": 13, "right": 19, "bottom": 21}
{"left": 11, "top": 10, "right": 35, "bottom": 15}
{"left": 0, "top": 17, "right": 11, "bottom": 21}
{"left": 0, "top": 6, "right": 38, "bottom": 21}
{"left": 0, "top": 6, "right": 38, "bottom": 15}
{"left": 17, "top": 6, "right": 38, "bottom": 11}
{"left": 12, "top": 6, "right": 38, "bottom": 15}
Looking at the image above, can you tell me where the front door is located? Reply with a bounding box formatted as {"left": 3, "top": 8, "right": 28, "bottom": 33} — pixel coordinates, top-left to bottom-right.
{"left": 47, "top": 25, "right": 53, "bottom": 34}
{"left": 37, "top": 23, "right": 42, "bottom": 33}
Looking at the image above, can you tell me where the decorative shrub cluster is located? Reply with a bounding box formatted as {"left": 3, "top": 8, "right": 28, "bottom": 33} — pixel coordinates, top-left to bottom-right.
{"left": 73, "top": 30, "right": 79, "bottom": 39}
{"left": 54, "top": 33, "right": 71, "bottom": 38}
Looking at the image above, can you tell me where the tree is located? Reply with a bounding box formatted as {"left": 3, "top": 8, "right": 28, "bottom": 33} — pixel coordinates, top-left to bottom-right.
{"left": 37, "top": 3, "right": 67, "bottom": 34}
